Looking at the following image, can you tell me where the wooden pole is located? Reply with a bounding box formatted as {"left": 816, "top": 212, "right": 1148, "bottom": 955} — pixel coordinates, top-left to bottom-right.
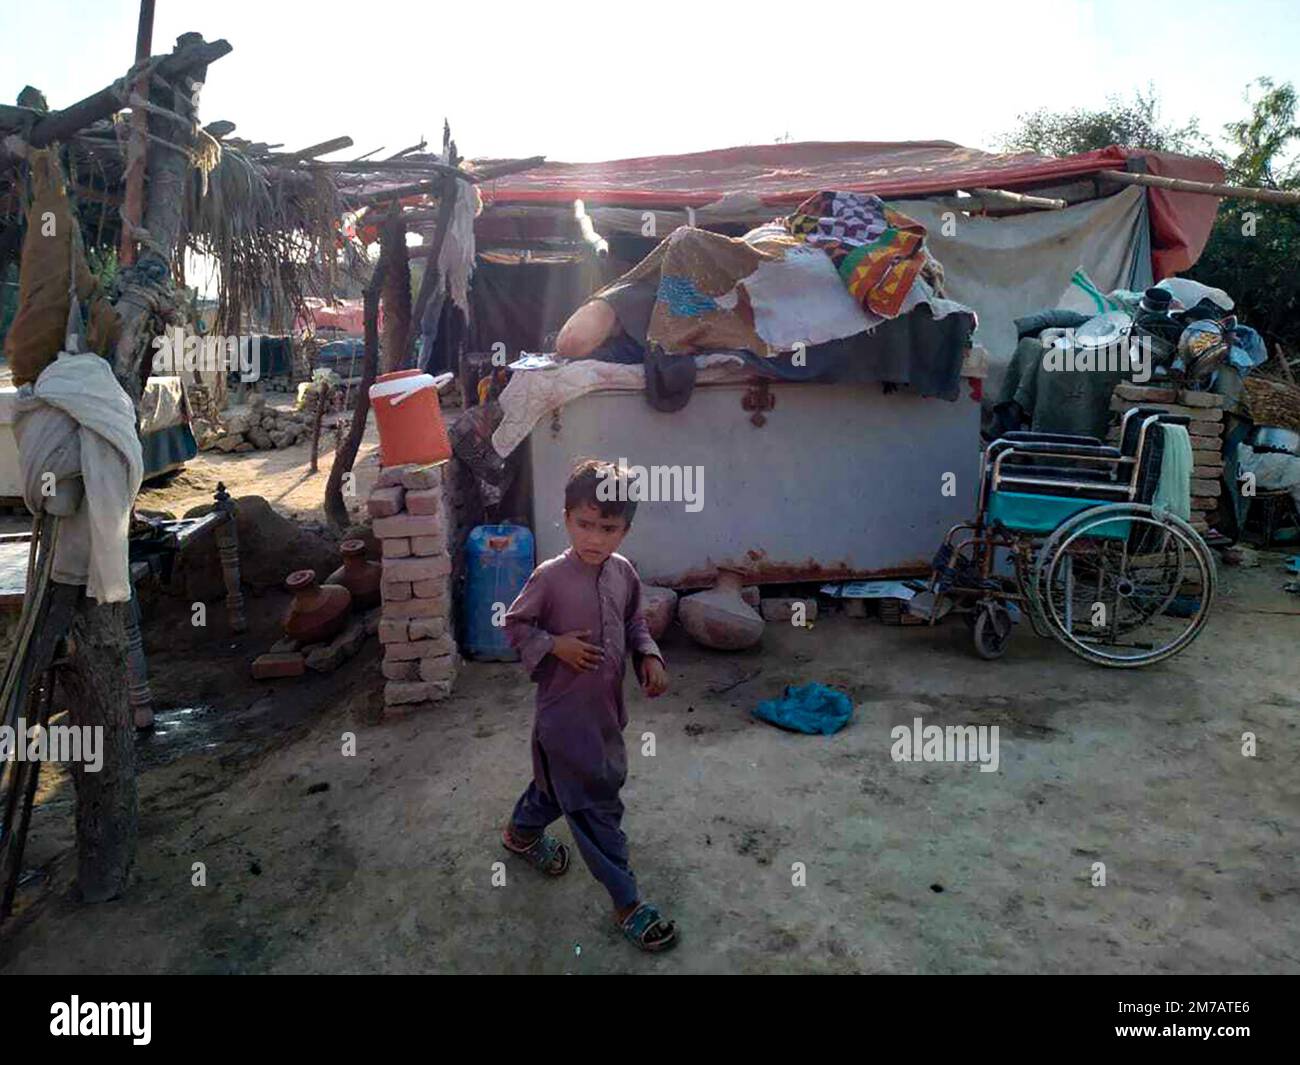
{"left": 408, "top": 132, "right": 462, "bottom": 365}
{"left": 265, "top": 136, "right": 354, "bottom": 163}
{"left": 27, "top": 38, "right": 231, "bottom": 148}
{"left": 1099, "top": 169, "right": 1300, "bottom": 206}
{"left": 379, "top": 208, "right": 412, "bottom": 373}
{"left": 325, "top": 259, "right": 386, "bottom": 528}
{"left": 118, "top": 0, "right": 155, "bottom": 267}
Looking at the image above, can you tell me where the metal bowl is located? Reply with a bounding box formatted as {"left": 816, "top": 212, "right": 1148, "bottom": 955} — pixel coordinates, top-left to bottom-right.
{"left": 1248, "top": 426, "right": 1300, "bottom": 456}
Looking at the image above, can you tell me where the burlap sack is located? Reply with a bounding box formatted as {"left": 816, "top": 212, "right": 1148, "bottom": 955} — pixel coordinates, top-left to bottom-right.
{"left": 3, "top": 149, "right": 120, "bottom": 384}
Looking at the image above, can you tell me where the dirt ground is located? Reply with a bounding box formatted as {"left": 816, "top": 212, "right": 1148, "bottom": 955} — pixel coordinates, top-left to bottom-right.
{"left": 136, "top": 396, "right": 385, "bottom": 524}
{"left": 0, "top": 493, "right": 1296, "bottom": 972}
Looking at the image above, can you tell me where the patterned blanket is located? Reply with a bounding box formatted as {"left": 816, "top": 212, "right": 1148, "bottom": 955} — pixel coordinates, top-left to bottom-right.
{"left": 784, "top": 191, "right": 928, "bottom": 318}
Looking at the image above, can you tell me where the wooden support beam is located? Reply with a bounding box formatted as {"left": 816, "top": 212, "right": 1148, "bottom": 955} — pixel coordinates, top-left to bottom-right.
{"left": 118, "top": 0, "right": 155, "bottom": 267}
{"left": 309, "top": 158, "right": 478, "bottom": 179}
{"left": 268, "top": 136, "right": 354, "bottom": 163}
{"left": 28, "top": 37, "right": 231, "bottom": 147}
{"left": 386, "top": 140, "right": 427, "bottom": 160}
{"left": 968, "top": 186, "right": 1066, "bottom": 210}
{"left": 1099, "top": 168, "right": 1300, "bottom": 206}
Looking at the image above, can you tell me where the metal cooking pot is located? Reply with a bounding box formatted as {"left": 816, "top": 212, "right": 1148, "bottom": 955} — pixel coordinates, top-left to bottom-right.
{"left": 1248, "top": 426, "right": 1300, "bottom": 456}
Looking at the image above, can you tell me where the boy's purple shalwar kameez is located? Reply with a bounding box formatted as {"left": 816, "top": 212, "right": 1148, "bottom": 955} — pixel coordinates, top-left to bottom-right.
{"left": 504, "top": 548, "right": 662, "bottom": 908}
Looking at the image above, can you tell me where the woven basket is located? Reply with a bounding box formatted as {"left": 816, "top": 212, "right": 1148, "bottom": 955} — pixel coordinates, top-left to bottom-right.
{"left": 1244, "top": 376, "right": 1300, "bottom": 432}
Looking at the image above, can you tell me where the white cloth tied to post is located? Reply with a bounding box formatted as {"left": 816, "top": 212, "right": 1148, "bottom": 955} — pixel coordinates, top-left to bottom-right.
{"left": 12, "top": 351, "right": 144, "bottom": 603}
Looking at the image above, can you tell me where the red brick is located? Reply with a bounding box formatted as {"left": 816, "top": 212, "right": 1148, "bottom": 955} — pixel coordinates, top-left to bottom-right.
{"left": 385, "top": 680, "right": 445, "bottom": 705}
{"left": 381, "top": 598, "right": 449, "bottom": 620}
{"left": 378, "top": 464, "right": 415, "bottom": 488}
{"left": 251, "top": 652, "right": 305, "bottom": 679}
{"left": 381, "top": 537, "right": 411, "bottom": 558}
{"left": 384, "top": 637, "right": 455, "bottom": 661}
{"left": 410, "top": 534, "right": 446, "bottom": 556}
{"left": 382, "top": 580, "right": 412, "bottom": 602}
{"left": 408, "top": 617, "right": 447, "bottom": 640}
{"left": 372, "top": 513, "right": 445, "bottom": 539}
{"left": 382, "top": 554, "right": 451, "bottom": 582}
{"left": 378, "top": 618, "right": 409, "bottom": 644}
{"left": 399, "top": 462, "right": 446, "bottom": 491}
{"left": 418, "top": 654, "right": 458, "bottom": 683}
{"left": 382, "top": 659, "right": 420, "bottom": 681}
{"left": 404, "top": 488, "right": 443, "bottom": 515}
{"left": 382, "top": 681, "right": 453, "bottom": 716}
{"left": 412, "top": 578, "right": 450, "bottom": 600}
{"left": 366, "top": 486, "right": 405, "bottom": 518}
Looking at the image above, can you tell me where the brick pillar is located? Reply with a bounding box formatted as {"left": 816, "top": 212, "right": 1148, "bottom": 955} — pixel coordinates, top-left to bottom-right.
{"left": 367, "top": 461, "right": 460, "bottom": 716}
{"left": 1108, "top": 384, "right": 1225, "bottom": 533}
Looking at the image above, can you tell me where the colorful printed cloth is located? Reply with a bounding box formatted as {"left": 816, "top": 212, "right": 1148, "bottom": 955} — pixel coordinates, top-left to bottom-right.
{"left": 785, "top": 191, "right": 928, "bottom": 319}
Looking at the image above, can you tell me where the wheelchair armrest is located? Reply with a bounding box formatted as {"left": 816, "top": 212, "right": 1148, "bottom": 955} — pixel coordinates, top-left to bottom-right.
{"left": 999, "top": 430, "right": 1103, "bottom": 446}
{"left": 1003, "top": 442, "right": 1123, "bottom": 459}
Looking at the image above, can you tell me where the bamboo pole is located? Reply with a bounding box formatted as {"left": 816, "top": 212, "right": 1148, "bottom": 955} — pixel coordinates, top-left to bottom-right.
{"left": 1100, "top": 169, "right": 1300, "bottom": 206}
{"left": 968, "top": 187, "right": 1066, "bottom": 210}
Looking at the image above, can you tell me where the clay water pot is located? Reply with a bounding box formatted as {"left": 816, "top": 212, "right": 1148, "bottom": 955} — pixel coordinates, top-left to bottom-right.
{"left": 283, "top": 569, "right": 352, "bottom": 645}
{"left": 641, "top": 584, "right": 678, "bottom": 641}
{"left": 679, "top": 567, "right": 764, "bottom": 650}
{"left": 328, "top": 539, "right": 381, "bottom": 611}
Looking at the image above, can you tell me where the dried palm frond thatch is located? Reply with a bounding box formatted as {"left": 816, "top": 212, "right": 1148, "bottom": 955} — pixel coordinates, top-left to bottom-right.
{"left": 185, "top": 143, "right": 361, "bottom": 335}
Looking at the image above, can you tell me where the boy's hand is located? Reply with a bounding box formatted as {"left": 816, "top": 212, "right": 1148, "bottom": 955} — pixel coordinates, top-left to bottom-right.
{"left": 551, "top": 630, "right": 603, "bottom": 672}
{"left": 638, "top": 655, "right": 668, "bottom": 697}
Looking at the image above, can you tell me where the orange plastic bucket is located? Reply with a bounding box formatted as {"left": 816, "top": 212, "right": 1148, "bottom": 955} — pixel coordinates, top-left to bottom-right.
{"left": 369, "top": 370, "right": 451, "bottom": 467}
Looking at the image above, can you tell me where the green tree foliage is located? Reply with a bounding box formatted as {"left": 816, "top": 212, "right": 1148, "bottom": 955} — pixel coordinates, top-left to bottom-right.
{"left": 1188, "top": 80, "right": 1300, "bottom": 354}
{"left": 1001, "top": 86, "right": 1206, "bottom": 156}
{"left": 1003, "top": 81, "right": 1300, "bottom": 355}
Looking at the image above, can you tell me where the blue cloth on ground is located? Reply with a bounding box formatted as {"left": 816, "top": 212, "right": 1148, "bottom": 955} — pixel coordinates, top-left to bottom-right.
{"left": 753, "top": 683, "right": 853, "bottom": 735}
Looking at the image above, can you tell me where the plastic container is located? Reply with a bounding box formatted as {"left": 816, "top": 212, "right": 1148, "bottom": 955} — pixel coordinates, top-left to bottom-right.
{"left": 369, "top": 369, "right": 451, "bottom": 467}
{"left": 464, "top": 524, "right": 535, "bottom": 661}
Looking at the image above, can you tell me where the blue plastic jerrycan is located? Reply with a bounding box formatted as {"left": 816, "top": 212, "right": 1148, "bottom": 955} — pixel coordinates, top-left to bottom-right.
{"left": 464, "top": 524, "right": 535, "bottom": 661}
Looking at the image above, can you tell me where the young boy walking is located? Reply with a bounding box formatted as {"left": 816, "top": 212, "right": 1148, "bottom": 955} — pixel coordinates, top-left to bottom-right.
{"left": 502, "top": 459, "right": 677, "bottom": 952}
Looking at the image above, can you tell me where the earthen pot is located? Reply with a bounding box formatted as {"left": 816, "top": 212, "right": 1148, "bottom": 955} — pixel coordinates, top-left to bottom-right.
{"left": 641, "top": 584, "right": 678, "bottom": 641}
{"left": 283, "top": 569, "right": 353, "bottom": 645}
{"left": 679, "top": 567, "right": 764, "bottom": 650}
{"left": 328, "top": 539, "right": 381, "bottom": 611}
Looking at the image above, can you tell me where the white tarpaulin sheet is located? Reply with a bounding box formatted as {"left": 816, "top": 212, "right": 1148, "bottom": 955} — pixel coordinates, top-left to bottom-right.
{"left": 893, "top": 186, "right": 1151, "bottom": 392}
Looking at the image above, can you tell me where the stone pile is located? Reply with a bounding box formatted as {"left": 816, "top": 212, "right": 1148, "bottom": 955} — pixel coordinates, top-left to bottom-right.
{"left": 1109, "top": 383, "right": 1225, "bottom": 532}
{"left": 368, "top": 461, "right": 459, "bottom": 715}
{"left": 201, "top": 393, "right": 314, "bottom": 453}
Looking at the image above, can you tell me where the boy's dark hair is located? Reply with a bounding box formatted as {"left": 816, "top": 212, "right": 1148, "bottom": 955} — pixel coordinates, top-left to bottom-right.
{"left": 565, "top": 458, "right": 637, "bottom": 525}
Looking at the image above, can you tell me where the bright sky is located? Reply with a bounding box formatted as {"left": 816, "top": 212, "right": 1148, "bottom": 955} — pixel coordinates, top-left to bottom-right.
{"left": 2, "top": 0, "right": 1298, "bottom": 162}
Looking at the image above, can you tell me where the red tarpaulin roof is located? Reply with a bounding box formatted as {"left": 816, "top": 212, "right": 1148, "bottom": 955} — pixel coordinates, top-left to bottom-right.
{"left": 479, "top": 141, "right": 1224, "bottom": 276}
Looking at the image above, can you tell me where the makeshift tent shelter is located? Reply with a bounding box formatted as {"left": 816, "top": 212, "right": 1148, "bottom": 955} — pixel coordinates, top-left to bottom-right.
{"left": 460, "top": 140, "right": 1228, "bottom": 587}
{"left": 470, "top": 140, "right": 1225, "bottom": 380}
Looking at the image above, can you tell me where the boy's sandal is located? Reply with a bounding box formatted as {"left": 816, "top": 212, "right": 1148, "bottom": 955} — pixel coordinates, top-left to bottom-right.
{"left": 617, "top": 902, "right": 678, "bottom": 952}
{"left": 501, "top": 828, "right": 570, "bottom": 877}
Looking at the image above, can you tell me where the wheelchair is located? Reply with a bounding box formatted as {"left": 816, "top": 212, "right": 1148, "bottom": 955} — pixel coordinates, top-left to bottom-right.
{"left": 925, "top": 407, "right": 1217, "bottom": 667}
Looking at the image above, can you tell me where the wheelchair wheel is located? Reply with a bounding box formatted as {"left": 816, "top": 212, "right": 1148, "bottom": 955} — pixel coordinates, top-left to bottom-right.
{"left": 972, "top": 601, "right": 1014, "bottom": 660}
{"left": 1031, "top": 503, "right": 1216, "bottom": 668}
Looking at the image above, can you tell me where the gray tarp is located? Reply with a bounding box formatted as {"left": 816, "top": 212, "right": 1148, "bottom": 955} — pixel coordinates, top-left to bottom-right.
{"left": 893, "top": 186, "right": 1152, "bottom": 393}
